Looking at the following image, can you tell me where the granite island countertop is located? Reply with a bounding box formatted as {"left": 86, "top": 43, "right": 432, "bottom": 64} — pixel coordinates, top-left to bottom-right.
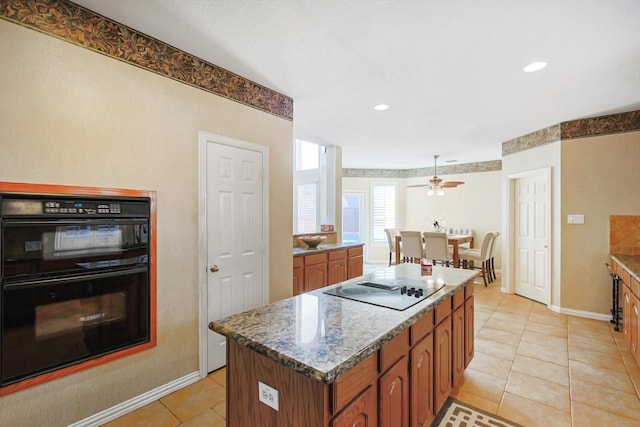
{"left": 611, "top": 254, "right": 640, "bottom": 281}
{"left": 210, "top": 263, "right": 479, "bottom": 384}
{"left": 293, "top": 241, "right": 364, "bottom": 256}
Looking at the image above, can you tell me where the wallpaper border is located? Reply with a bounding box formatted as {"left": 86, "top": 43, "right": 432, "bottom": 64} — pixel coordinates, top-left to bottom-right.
{"left": 0, "top": 0, "right": 293, "bottom": 120}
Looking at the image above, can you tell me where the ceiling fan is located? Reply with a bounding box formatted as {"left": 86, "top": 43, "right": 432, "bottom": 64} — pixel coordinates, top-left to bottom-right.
{"left": 407, "top": 155, "right": 465, "bottom": 196}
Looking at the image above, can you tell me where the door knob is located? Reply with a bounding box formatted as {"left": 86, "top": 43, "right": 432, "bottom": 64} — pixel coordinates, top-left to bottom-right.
{"left": 210, "top": 265, "right": 219, "bottom": 273}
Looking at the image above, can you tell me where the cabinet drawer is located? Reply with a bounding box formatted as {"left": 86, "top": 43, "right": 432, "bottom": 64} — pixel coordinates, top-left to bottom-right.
{"left": 435, "top": 298, "right": 452, "bottom": 325}
{"left": 411, "top": 310, "right": 434, "bottom": 345}
{"left": 332, "top": 352, "right": 377, "bottom": 413}
{"left": 348, "top": 246, "right": 363, "bottom": 257}
{"left": 329, "top": 249, "right": 348, "bottom": 260}
{"left": 453, "top": 289, "right": 465, "bottom": 309}
{"left": 379, "top": 329, "right": 409, "bottom": 373}
{"left": 305, "top": 252, "right": 328, "bottom": 266}
{"left": 465, "top": 282, "right": 474, "bottom": 298}
{"left": 293, "top": 256, "right": 304, "bottom": 268}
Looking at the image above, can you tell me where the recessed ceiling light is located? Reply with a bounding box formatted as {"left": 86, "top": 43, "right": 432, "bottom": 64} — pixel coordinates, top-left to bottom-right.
{"left": 374, "top": 104, "right": 389, "bottom": 111}
{"left": 523, "top": 61, "right": 547, "bottom": 73}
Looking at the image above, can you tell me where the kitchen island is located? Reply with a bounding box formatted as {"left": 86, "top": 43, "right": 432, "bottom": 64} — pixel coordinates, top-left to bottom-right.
{"left": 210, "top": 263, "right": 478, "bottom": 426}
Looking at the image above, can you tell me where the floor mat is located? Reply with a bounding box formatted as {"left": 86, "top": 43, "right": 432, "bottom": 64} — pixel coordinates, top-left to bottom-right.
{"left": 433, "top": 397, "right": 524, "bottom": 427}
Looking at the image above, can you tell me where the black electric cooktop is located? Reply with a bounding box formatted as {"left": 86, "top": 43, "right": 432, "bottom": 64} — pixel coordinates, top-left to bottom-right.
{"left": 323, "top": 278, "right": 445, "bottom": 311}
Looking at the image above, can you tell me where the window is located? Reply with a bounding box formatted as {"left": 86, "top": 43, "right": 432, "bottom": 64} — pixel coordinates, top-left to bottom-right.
{"left": 294, "top": 139, "right": 320, "bottom": 233}
{"left": 296, "top": 182, "right": 318, "bottom": 233}
{"left": 371, "top": 183, "right": 396, "bottom": 243}
{"left": 342, "top": 192, "right": 365, "bottom": 243}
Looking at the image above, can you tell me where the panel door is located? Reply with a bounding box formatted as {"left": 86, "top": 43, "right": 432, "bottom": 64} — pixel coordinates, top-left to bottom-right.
{"left": 207, "top": 141, "right": 266, "bottom": 372}
{"left": 434, "top": 318, "right": 451, "bottom": 414}
{"left": 328, "top": 259, "right": 347, "bottom": 285}
{"left": 623, "top": 285, "right": 631, "bottom": 345}
{"left": 464, "top": 296, "right": 474, "bottom": 368}
{"left": 451, "top": 305, "right": 465, "bottom": 388}
{"left": 332, "top": 384, "right": 378, "bottom": 427}
{"left": 514, "top": 172, "right": 550, "bottom": 304}
{"left": 410, "top": 333, "right": 434, "bottom": 427}
{"left": 305, "top": 263, "right": 327, "bottom": 291}
{"left": 379, "top": 355, "right": 409, "bottom": 427}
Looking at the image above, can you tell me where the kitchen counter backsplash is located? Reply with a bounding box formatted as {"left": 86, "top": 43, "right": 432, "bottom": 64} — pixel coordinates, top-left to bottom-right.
{"left": 610, "top": 215, "right": 640, "bottom": 255}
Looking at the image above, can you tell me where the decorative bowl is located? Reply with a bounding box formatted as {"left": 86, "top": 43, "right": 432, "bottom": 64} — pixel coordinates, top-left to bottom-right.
{"left": 299, "top": 235, "right": 326, "bottom": 249}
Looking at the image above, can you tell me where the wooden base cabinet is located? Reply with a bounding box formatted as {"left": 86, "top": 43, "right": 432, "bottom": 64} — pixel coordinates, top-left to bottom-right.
{"left": 293, "top": 245, "right": 364, "bottom": 295}
{"left": 379, "top": 356, "right": 409, "bottom": 427}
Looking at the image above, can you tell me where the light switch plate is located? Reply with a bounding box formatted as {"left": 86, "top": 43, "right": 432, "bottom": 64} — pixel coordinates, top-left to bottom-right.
{"left": 258, "top": 381, "right": 279, "bottom": 411}
{"left": 567, "top": 214, "right": 584, "bottom": 224}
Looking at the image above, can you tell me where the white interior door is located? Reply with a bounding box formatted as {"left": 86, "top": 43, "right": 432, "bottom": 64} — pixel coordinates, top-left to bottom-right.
{"left": 514, "top": 172, "right": 550, "bottom": 304}
{"left": 206, "top": 138, "right": 266, "bottom": 372}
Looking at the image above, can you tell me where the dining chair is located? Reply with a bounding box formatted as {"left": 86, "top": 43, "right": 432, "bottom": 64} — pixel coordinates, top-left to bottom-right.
{"left": 423, "top": 231, "right": 454, "bottom": 266}
{"left": 488, "top": 230, "right": 500, "bottom": 280}
{"left": 399, "top": 230, "right": 424, "bottom": 263}
{"left": 458, "top": 231, "right": 496, "bottom": 286}
{"left": 384, "top": 228, "right": 402, "bottom": 266}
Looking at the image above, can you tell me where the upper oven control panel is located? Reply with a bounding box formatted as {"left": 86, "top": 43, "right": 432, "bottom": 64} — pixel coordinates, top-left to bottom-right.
{"left": 42, "top": 201, "right": 121, "bottom": 215}
{"left": 1, "top": 195, "right": 148, "bottom": 217}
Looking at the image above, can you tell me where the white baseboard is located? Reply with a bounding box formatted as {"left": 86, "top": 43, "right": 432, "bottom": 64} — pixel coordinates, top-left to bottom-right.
{"left": 68, "top": 371, "right": 201, "bottom": 427}
{"left": 553, "top": 305, "right": 611, "bottom": 322}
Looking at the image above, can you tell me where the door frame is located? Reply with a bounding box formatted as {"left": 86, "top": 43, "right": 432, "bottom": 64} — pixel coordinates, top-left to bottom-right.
{"left": 197, "top": 131, "right": 269, "bottom": 378}
{"left": 504, "top": 167, "right": 551, "bottom": 306}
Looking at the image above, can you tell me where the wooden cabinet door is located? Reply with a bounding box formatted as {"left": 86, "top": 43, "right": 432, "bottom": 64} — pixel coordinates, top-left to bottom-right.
{"left": 328, "top": 259, "right": 348, "bottom": 285}
{"left": 305, "top": 262, "right": 327, "bottom": 291}
{"left": 631, "top": 295, "right": 639, "bottom": 364}
{"left": 434, "top": 318, "right": 451, "bottom": 414}
{"left": 410, "top": 332, "right": 434, "bottom": 427}
{"left": 348, "top": 246, "right": 364, "bottom": 279}
{"left": 623, "top": 285, "right": 631, "bottom": 345}
{"left": 293, "top": 266, "right": 303, "bottom": 295}
{"left": 293, "top": 256, "right": 304, "bottom": 295}
{"left": 451, "top": 305, "right": 465, "bottom": 388}
{"left": 464, "top": 296, "right": 474, "bottom": 368}
{"left": 379, "top": 355, "right": 409, "bottom": 427}
{"left": 332, "top": 384, "right": 378, "bottom": 427}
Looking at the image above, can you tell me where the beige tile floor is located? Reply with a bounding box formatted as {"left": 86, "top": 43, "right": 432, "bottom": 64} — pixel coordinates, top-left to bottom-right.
{"left": 103, "top": 275, "right": 640, "bottom": 426}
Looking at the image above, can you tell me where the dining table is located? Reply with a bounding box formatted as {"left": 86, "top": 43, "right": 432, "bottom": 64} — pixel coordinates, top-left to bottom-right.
{"left": 395, "top": 233, "right": 474, "bottom": 268}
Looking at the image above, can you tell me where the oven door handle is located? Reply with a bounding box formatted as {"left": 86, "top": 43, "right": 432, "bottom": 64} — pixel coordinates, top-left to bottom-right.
{"left": 2, "top": 266, "right": 148, "bottom": 289}
{"left": 2, "top": 218, "right": 148, "bottom": 226}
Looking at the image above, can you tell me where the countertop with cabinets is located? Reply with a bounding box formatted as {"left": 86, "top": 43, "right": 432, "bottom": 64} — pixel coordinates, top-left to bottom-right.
{"left": 610, "top": 254, "right": 640, "bottom": 369}
{"left": 293, "top": 242, "right": 364, "bottom": 295}
{"left": 210, "top": 263, "right": 479, "bottom": 426}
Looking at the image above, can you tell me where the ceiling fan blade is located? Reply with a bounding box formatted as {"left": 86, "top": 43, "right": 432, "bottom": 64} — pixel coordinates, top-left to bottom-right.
{"left": 407, "top": 184, "right": 430, "bottom": 188}
{"left": 441, "top": 181, "right": 465, "bottom": 188}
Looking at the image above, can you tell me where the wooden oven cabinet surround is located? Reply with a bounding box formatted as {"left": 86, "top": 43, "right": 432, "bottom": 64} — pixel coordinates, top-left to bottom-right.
{"left": 225, "top": 282, "right": 474, "bottom": 427}
{"left": 0, "top": 181, "right": 157, "bottom": 396}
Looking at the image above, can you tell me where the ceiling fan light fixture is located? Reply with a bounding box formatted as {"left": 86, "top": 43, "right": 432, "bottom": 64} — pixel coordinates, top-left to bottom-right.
{"left": 373, "top": 104, "right": 389, "bottom": 111}
{"left": 437, "top": 188, "right": 445, "bottom": 196}
{"left": 426, "top": 188, "right": 434, "bottom": 197}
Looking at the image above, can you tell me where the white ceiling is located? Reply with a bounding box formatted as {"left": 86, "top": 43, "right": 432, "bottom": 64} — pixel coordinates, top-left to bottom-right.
{"left": 72, "top": 0, "right": 640, "bottom": 169}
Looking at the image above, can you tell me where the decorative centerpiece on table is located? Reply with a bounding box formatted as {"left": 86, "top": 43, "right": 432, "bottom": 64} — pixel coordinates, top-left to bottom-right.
{"left": 298, "top": 235, "right": 326, "bottom": 249}
{"left": 432, "top": 217, "right": 445, "bottom": 232}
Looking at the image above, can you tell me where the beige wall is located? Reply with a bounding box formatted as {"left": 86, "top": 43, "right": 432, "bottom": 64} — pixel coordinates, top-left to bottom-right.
{"left": 501, "top": 142, "right": 562, "bottom": 306}
{"left": 561, "top": 131, "right": 640, "bottom": 314}
{"left": 343, "top": 170, "right": 502, "bottom": 266}
{"left": 0, "top": 21, "right": 292, "bottom": 426}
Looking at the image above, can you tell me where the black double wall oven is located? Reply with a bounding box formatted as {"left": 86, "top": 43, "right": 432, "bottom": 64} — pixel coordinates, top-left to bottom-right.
{"left": 0, "top": 193, "right": 151, "bottom": 387}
